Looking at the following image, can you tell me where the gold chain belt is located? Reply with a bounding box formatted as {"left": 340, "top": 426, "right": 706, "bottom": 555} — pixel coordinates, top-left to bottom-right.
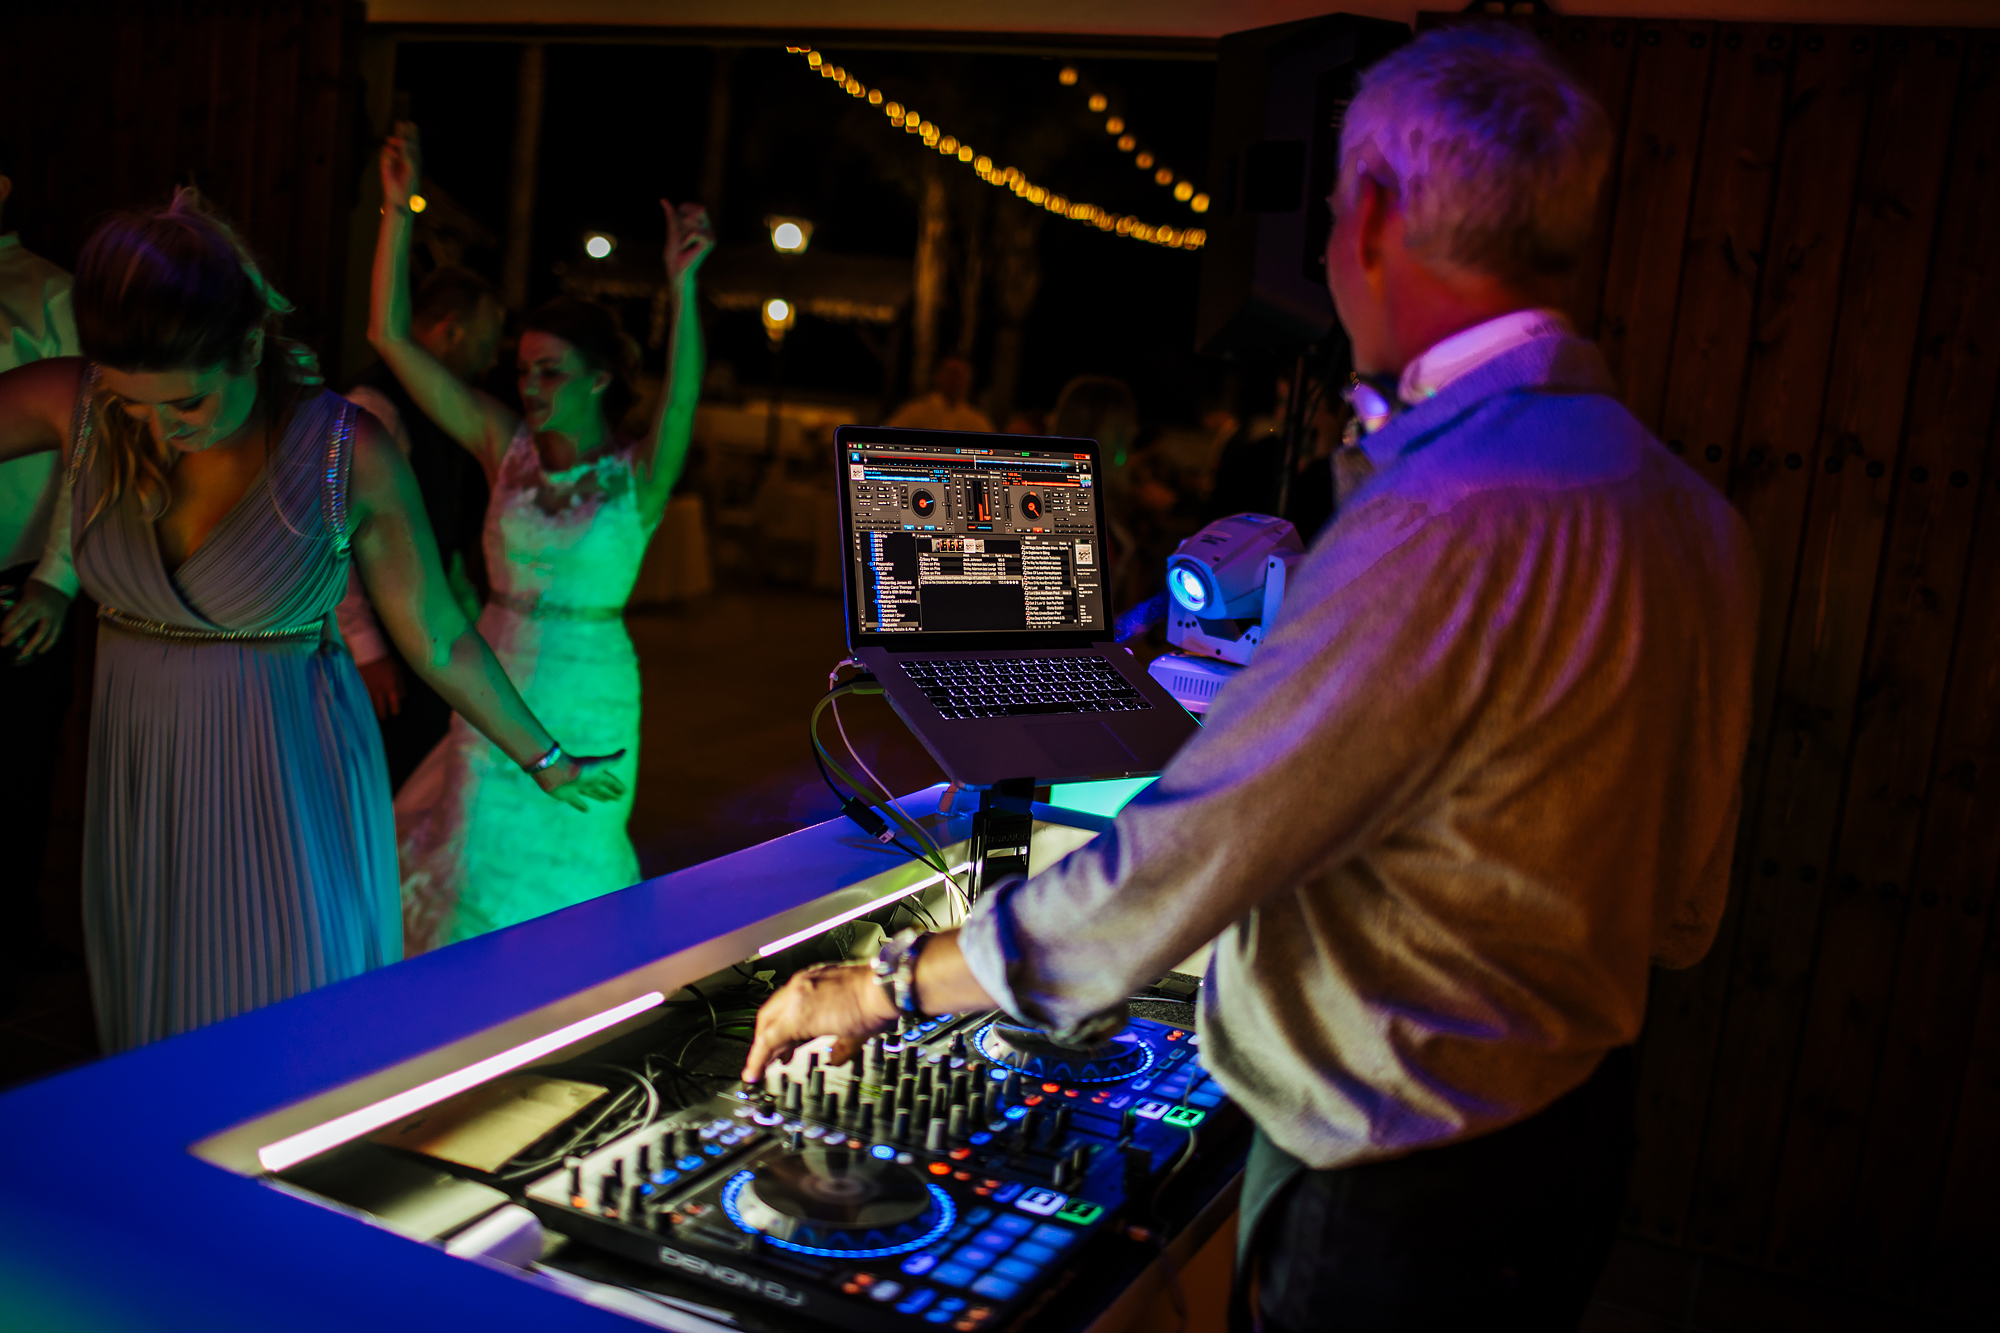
{"left": 99, "top": 606, "right": 326, "bottom": 643}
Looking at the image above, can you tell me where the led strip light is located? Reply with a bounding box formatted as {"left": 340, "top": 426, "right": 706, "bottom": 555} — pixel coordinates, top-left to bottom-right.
{"left": 255, "top": 990, "right": 668, "bottom": 1174}
{"left": 757, "top": 862, "right": 974, "bottom": 958}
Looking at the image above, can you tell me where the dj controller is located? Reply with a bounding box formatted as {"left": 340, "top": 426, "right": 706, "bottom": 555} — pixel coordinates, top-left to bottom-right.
{"left": 524, "top": 1010, "right": 1236, "bottom": 1331}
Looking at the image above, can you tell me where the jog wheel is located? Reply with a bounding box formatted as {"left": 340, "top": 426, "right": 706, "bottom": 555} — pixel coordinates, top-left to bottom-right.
{"left": 976, "top": 1020, "right": 1155, "bottom": 1084}
{"left": 911, "top": 489, "right": 936, "bottom": 518}
{"left": 724, "top": 1147, "right": 955, "bottom": 1258}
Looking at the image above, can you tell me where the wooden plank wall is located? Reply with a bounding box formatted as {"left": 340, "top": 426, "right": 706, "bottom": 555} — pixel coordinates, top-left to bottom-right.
{"left": 0, "top": 0, "right": 364, "bottom": 362}
{"left": 1427, "top": 12, "right": 2000, "bottom": 1317}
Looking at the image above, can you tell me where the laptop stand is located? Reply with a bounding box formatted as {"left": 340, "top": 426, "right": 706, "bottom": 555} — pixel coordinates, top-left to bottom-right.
{"left": 960, "top": 779, "right": 1117, "bottom": 902}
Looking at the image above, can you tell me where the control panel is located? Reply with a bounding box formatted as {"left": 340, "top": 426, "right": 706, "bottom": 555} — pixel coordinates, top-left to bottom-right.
{"left": 524, "top": 1012, "right": 1232, "bottom": 1331}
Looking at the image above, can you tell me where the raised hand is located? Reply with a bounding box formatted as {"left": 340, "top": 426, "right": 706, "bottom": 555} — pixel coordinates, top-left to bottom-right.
{"left": 380, "top": 120, "right": 424, "bottom": 214}
{"left": 662, "top": 200, "right": 715, "bottom": 288}
{"left": 534, "top": 748, "right": 630, "bottom": 811}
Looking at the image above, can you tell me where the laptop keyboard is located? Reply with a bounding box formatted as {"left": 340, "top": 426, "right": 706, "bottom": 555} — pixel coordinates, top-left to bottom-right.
{"left": 902, "top": 656, "right": 1154, "bottom": 719}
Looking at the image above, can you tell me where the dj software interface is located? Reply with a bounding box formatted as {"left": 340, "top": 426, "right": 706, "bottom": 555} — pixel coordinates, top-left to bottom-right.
{"left": 846, "top": 443, "right": 1108, "bottom": 635}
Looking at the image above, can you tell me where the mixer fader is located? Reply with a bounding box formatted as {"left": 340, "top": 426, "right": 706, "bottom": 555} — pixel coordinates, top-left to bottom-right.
{"left": 524, "top": 1011, "right": 1235, "bottom": 1330}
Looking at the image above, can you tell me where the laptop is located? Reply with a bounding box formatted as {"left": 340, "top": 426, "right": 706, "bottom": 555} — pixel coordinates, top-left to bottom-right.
{"left": 834, "top": 425, "right": 1199, "bottom": 786}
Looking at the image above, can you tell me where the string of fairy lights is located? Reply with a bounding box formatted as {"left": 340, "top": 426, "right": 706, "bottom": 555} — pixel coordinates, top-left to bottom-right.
{"left": 787, "top": 46, "right": 1207, "bottom": 252}
{"left": 1055, "top": 64, "right": 1211, "bottom": 216}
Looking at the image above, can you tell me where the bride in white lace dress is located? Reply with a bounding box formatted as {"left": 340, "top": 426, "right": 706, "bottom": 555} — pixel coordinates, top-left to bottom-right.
{"left": 369, "top": 123, "right": 712, "bottom": 951}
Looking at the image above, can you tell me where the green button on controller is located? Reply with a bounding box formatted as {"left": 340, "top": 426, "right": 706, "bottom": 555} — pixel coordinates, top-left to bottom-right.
{"left": 1055, "top": 1199, "right": 1104, "bottom": 1226}
{"left": 1163, "top": 1106, "right": 1206, "bottom": 1129}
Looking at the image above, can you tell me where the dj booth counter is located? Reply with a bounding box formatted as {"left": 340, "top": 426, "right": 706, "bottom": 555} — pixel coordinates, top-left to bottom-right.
{"left": 0, "top": 782, "right": 1239, "bottom": 1333}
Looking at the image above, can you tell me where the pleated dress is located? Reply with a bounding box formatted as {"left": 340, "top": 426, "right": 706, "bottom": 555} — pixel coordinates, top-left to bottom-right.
{"left": 67, "top": 369, "right": 400, "bottom": 1051}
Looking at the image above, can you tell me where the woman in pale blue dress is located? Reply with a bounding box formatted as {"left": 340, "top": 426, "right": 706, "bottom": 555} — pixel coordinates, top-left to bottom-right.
{"left": 0, "top": 191, "right": 625, "bottom": 1050}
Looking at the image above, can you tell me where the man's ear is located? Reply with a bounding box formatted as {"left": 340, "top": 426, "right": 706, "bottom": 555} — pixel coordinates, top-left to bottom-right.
{"left": 1352, "top": 174, "right": 1392, "bottom": 271}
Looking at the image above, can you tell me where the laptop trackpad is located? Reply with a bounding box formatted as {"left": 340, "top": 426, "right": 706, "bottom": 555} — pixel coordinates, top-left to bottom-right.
{"left": 1024, "top": 720, "right": 1138, "bottom": 775}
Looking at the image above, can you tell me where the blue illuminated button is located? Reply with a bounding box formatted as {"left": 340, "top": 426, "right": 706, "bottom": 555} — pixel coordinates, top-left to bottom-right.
{"left": 932, "top": 1262, "right": 978, "bottom": 1287}
{"left": 1105, "top": 1094, "right": 1134, "bottom": 1110}
{"left": 988, "top": 1068, "right": 1009, "bottom": 1081}
{"left": 989, "top": 1182, "right": 1025, "bottom": 1204}
{"left": 1133, "top": 1100, "right": 1171, "bottom": 1120}
{"left": 675, "top": 1155, "right": 706, "bottom": 1171}
{"left": 1029, "top": 1223, "right": 1080, "bottom": 1249}
{"left": 973, "top": 1230, "right": 1017, "bottom": 1251}
{"left": 971, "top": 1274, "right": 1023, "bottom": 1301}
{"left": 1002, "top": 1105, "right": 1029, "bottom": 1121}
{"left": 1011, "top": 1241, "right": 1058, "bottom": 1265}
{"left": 900, "top": 1253, "right": 939, "bottom": 1276}
{"left": 993, "top": 1257, "right": 1039, "bottom": 1283}
{"left": 1015, "top": 1188, "right": 1066, "bottom": 1217}
{"left": 870, "top": 1143, "right": 898, "bottom": 1161}
{"left": 1189, "top": 1087, "right": 1224, "bottom": 1108}
{"left": 953, "top": 1246, "right": 999, "bottom": 1270}
{"left": 870, "top": 1280, "right": 905, "bottom": 1302}
{"left": 990, "top": 1214, "right": 1034, "bottom": 1237}
{"left": 895, "top": 1288, "right": 937, "bottom": 1315}
{"left": 1128, "top": 1079, "right": 1152, "bottom": 1092}
{"left": 963, "top": 1206, "right": 994, "bottom": 1226}
{"left": 924, "top": 1296, "right": 968, "bottom": 1323}
{"left": 969, "top": 1131, "right": 994, "bottom": 1146}
{"left": 649, "top": 1169, "right": 680, "bottom": 1187}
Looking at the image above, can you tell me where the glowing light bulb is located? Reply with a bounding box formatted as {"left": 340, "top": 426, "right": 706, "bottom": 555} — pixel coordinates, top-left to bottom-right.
{"left": 1135, "top": 152, "right": 1154, "bottom": 169}
{"left": 584, "top": 232, "right": 614, "bottom": 258}
{"left": 1191, "top": 193, "right": 1210, "bottom": 213}
{"left": 807, "top": 51, "right": 822, "bottom": 67}
{"left": 1155, "top": 168, "right": 1174, "bottom": 186}
{"left": 868, "top": 89, "right": 883, "bottom": 105}
{"left": 939, "top": 136, "right": 958, "bottom": 154}
{"left": 408, "top": 194, "right": 428, "bottom": 213}
{"left": 1170, "top": 567, "right": 1208, "bottom": 612}
{"left": 773, "top": 223, "right": 802, "bottom": 250}
{"left": 1174, "top": 181, "right": 1194, "bottom": 202}
{"left": 885, "top": 102, "right": 903, "bottom": 119}
{"left": 1088, "top": 94, "right": 1107, "bottom": 113}
{"left": 1105, "top": 116, "right": 1124, "bottom": 134}
{"left": 957, "top": 145, "right": 974, "bottom": 162}
{"left": 1118, "top": 135, "right": 1136, "bottom": 152}
{"left": 1059, "top": 67, "right": 1078, "bottom": 85}
{"left": 974, "top": 155, "right": 993, "bottom": 173}
{"left": 765, "top": 298, "right": 791, "bottom": 323}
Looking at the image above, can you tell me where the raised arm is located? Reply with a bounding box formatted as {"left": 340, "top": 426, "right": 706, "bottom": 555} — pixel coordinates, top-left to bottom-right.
{"left": 370, "top": 122, "right": 517, "bottom": 480}
{"left": 633, "top": 200, "right": 713, "bottom": 519}
{"left": 346, "top": 412, "right": 622, "bottom": 811}
{"left": 0, "top": 357, "right": 84, "bottom": 466}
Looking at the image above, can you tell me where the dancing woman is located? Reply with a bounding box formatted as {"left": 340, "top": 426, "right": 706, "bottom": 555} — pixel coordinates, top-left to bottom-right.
{"left": 374, "top": 124, "right": 712, "bottom": 951}
{"left": 0, "top": 191, "right": 625, "bottom": 1051}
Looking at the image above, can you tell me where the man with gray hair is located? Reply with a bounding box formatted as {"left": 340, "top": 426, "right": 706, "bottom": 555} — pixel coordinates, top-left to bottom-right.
{"left": 741, "top": 24, "right": 1759, "bottom": 1328}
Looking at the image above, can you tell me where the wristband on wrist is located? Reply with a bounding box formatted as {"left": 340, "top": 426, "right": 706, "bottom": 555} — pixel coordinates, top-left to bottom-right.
{"left": 526, "top": 742, "right": 565, "bottom": 774}
{"left": 872, "top": 928, "right": 932, "bottom": 1024}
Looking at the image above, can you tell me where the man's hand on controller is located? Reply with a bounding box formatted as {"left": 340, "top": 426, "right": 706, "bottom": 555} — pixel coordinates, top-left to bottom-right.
{"left": 742, "top": 963, "right": 896, "bottom": 1082}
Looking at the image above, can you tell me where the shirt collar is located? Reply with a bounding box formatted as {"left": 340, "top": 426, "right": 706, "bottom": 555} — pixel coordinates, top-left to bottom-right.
{"left": 1397, "top": 308, "right": 1573, "bottom": 407}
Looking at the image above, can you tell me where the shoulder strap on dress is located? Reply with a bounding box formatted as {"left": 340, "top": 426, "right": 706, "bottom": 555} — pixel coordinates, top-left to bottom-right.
{"left": 322, "top": 397, "right": 357, "bottom": 556}
{"left": 63, "top": 362, "right": 102, "bottom": 489}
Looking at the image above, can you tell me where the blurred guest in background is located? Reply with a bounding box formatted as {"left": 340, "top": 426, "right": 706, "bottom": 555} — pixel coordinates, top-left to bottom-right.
{"left": 374, "top": 124, "right": 711, "bottom": 952}
{"left": 0, "top": 190, "right": 624, "bottom": 1050}
{"left": 0, "top": 163, "right": 84, "bottom": 1009}
{"left": 886, "top": 355, "right": 993, "bottom": 432}
{"left": 337, "top": 264, "right": 504, "bottom": 790}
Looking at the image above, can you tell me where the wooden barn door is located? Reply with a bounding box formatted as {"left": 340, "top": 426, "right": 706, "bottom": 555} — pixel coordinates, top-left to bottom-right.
{"left": 1425, "top": 12, "right": 2000, "bottom": 1318}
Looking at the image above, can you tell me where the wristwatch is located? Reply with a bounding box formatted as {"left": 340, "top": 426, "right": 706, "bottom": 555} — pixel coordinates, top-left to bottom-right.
{"left": 872, "top": 928, "right": 932, "bottom": 1022}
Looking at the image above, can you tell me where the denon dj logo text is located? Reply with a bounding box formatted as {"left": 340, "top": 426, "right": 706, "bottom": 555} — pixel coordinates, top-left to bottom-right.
{"left": 656, "top": 1248, "right": 806, "bottom": 1306}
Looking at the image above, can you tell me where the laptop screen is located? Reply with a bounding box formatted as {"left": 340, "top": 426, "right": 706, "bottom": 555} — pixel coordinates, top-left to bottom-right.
{"left": 836, "top": 428, "right": 1109, "bottom": 648}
